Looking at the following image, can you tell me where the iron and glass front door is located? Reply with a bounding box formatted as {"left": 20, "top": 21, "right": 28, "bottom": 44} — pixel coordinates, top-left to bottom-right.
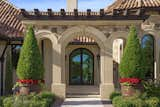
{"left": 69, "top": 48, "right": 94, "bottom": 85}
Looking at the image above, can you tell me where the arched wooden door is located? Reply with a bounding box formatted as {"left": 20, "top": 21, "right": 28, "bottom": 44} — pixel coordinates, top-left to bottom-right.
{"left": 69, "top": 48, "right": 94, "bottom": 85}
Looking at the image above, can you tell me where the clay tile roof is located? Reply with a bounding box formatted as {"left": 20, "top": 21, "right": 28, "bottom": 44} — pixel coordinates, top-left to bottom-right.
{"left": 105, "top": 0, "right": 160, "bottom": 13}
{"left": 0, "top": 0, "right": 23, "bottom": 39}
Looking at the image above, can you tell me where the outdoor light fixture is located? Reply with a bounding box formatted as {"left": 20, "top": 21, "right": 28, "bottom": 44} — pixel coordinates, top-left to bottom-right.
{"left": 97, "top": 54, "right": 100, "bottom": 61}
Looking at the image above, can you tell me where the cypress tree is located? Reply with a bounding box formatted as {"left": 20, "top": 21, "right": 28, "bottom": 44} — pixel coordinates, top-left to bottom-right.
{"left": 17, "top": 26, "right": 44, "bottom": 80}
{"left": 119, "top": 26, "right": 144, "bottom": 79}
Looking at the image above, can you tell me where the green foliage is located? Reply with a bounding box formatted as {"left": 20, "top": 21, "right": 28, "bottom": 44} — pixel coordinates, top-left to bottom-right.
{"left": 0, "top": 96, "right": 6, "bottom": 107}
{"left": 3, "top": 97, "right": 13, "bottom": 107}
{"left": 112, "top": 96, "right": 145, "bottom": 107}
{"left": 119, "top": 26, "right": 145, "bottom": 79}
{"left": 143, "top": 80, "right": 160, "bottom": 97}
{"left": 38, "top": 91, "right": 56, "bottom": 104}
{"left": 145, "top": 97, "right": 160, "bottom": 107}
{"left": 2, "top": 92, "right": 55, "bottom": 107}
{"left": 16, "top": 26, "right": 44, "bottom": 80}
{"left": 5, "top": 50, "right": 13, "bottom": 95}
{"left": 109, "top": 91, "right": 121, "bottom": 101}
{"left": 112, "top": 96, "right": 133, "bottom": 107}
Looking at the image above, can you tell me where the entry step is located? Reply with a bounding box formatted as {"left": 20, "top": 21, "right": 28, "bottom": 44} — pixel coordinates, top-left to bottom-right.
{"left": 67, "top": 94, "right": 101, "bottom": 98}
{"left": 67, "top": 86, "right": 100, "bottom": 95}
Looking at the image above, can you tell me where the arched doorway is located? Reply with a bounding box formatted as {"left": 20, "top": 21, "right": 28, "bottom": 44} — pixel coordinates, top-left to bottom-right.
{"left": 141, "top": 34, "right": 154, "bottom": 79}
{"left": 69, "top": 48, "right": 94, "bottom": 85}
{"left": 113, "top": 38, "right": 125, "bottom": 90}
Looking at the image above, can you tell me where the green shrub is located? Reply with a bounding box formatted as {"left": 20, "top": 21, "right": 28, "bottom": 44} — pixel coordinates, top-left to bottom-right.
{"left": 3, "top": 97, "right": 14, "bottom": 107}
{"left": 39, "top": 91, "right": 55, "bottom": 100}
{"left": 113, "top": 96, "right": 145, "bottom": 107}
{"left": 143, "top": 80, "right": 160, "bottom": 97}
{"left": 145, "top": 97, "right": 160, "bottom": 107}
{"left": 112, "top": 96, "right": 133, "bottom": 107}
{"left": 0, "top": 96, "right": 6, "bottom": 107}
{"left": 17, "top": 26, "right": 44, "bottom": 80}
{"left": 119, "top": 26, "right": 145, "bottom": 79}
{"left": 2, "top": 92, "right": 55, "bottom": 107}
{"left": 109, "top": 91, "right": 121, "bottom": 101}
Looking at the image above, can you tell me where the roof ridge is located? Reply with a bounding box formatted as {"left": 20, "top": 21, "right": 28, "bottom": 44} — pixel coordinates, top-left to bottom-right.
{"left": 105, "top": 0, "right": 160, "bottom": 13}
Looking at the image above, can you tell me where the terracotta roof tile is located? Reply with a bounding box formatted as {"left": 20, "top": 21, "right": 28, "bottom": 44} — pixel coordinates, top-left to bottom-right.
{"left": 105, "top": 0, "right": 160, "bottom": 13}
{"left": 0, "top": 0, "right": 23, "bottom": 39}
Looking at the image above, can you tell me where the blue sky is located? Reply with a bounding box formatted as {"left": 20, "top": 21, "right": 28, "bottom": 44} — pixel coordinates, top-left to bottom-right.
{"left": 9, "top": 0, "right": 114, "bottom": 11}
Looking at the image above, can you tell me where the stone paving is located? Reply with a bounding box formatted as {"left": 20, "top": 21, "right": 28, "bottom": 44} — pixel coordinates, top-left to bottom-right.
{"left": 59, "top": 98, "right": 113, "bottom": 107}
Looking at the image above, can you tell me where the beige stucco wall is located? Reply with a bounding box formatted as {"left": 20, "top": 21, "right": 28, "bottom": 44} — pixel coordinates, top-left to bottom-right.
{"left": 21, "top": 16, "right": 160, "bottom": 99}
{"left": 42, "top": 39, "right": 53, "bottom": 91}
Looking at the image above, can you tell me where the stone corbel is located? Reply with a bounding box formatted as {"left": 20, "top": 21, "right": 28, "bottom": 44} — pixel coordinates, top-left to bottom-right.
{"left": 141, "top": 20, "right": 155, "bottom": 31}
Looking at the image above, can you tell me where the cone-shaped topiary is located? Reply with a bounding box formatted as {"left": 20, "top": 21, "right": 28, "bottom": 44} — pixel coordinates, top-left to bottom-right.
{"left": 119, "top": 26, "right": 144, "bottom": 79}
{"left": 17, "top": 26, "right": 44, "bottom": 80}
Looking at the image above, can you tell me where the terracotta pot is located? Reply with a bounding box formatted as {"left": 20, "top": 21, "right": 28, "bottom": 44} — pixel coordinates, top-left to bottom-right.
{"left": 19, "top": 85, "right": 30, "bottom": 95}
{"left": 29, "top": 84, "right": 41, "bottom": 93}
{"left": 121, "top": 84, "right": 136, "bottom": 97}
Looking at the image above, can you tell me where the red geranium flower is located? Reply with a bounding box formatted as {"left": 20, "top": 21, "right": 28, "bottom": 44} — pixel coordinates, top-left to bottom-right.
{"left": 17, "top": 79, "right": 45, "bottom": 85}
{"left": 119, "top": 78, "right": 141, "bottom": 84}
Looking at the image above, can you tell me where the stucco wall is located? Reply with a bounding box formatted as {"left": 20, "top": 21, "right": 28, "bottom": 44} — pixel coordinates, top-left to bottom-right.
{"left": 21, "top": 16, "right": 160, "bottom": 98}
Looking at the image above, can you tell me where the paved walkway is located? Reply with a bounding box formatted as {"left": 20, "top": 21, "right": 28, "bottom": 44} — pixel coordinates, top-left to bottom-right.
{"left": 59, "top": 98, "right": 113, "bottom": 107}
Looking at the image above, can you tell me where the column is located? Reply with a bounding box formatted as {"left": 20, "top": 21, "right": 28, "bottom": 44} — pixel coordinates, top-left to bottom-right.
{"left": 100, "top": 49, "right": 114, "bottom": 99}
{"left": 51, "top": 44, "right": 66, "bottom": 98}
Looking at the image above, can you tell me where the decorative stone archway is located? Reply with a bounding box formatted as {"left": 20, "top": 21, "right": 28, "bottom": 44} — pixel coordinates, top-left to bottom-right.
{"left": 59, "top": 26, "right": 114, "bottom": 99}
{"left": 35, "top": 30, "right": 65, "bottom": 96}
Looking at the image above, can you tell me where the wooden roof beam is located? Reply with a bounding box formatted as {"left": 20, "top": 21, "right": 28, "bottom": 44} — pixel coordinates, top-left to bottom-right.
{"left": 34, "top": 9, "right": 40, "bottom": 16}
{"left": 100, "top": 9, "right": 104, "bottom": 17}
{"left": 74, "top": 9, "right": 78, "bottom": 16}
{"left": 20, "top": 9, "right": 29, "bottom": 16}
{"left": 61, "top": 9, "right": 66, "bottom": 16}
{"left": 47, "top": 9, "right": 53, "bottom": 17}
{"left": 123, "top": 9, "right": 129, "bottom": 16}
{"left": 87, "top": 9, "right": 91, "bottom": 16}
{"left": 136, "top": 8, "right": 145, "bottom": 16}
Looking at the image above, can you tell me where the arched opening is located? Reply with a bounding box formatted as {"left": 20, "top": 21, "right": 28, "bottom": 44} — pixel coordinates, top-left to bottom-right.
{"left": 65, "top": 35, "right": 100, "bottom": 96}
{"left": 40, "top": 38, "right": 53, "bottom": 90}
{"left": 60, "top": 26, "right": 114, "bottom": 98}
{"left": 141, "top": 34, "right": 154, "bottom": 79}
{"left": 69, "top": 48, "right": 94, "bottom": 85}
{"left": 113, "top": 38, "right": 125, "bottom": 89}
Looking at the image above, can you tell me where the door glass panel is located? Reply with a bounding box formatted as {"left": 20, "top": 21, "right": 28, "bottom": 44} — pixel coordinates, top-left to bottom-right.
{"left": 82, "top": 50, "right": 93, "bottom": 85}
{"left": 70, "top": 50, "right": 81, "bottom": 84}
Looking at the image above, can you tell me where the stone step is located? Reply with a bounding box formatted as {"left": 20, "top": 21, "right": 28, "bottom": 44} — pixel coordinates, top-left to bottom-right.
{"left": 66, "top": 94, "right": 101, "bottom": 98}
{"left": 67, "top": 86, "right": 100, "bottom": 95}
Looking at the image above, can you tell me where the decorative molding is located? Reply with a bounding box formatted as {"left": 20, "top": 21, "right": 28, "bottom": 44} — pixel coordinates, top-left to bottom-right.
{"left": 141, "top": 20, "right": 155, "bottom": 31}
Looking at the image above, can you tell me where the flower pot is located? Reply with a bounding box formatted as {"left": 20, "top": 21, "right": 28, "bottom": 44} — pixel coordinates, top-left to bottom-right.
{"left": 17, "top": 79, "right": 44, "bottom": 93}
{"left": 19, "top": 84, "right": 30, "bottom": 95}
{"left": 121, "top": 84, "right": 135, "bottom": 97}
{"left": 29, "top": 84, "right": 41, "bottom": 93}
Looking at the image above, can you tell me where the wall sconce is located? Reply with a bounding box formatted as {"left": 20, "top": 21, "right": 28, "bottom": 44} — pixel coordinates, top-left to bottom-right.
{"left": 97, "top": 54, "right": 100, "bottom": 61}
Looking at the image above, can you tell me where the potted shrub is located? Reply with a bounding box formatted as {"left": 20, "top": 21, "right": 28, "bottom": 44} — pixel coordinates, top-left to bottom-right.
{"left": 119, "top": 26, "right": 145, "bottom": 97}
{"left": 16, "top": 26, "right": 44, "bottom": 95}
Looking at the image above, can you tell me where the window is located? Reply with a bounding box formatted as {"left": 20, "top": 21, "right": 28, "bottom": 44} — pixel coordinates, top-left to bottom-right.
{"left": 11, "top": 45, "right": 22, "bottom": 69}
{"left": 141, "top": 34, "right": 154, "bottom": 79}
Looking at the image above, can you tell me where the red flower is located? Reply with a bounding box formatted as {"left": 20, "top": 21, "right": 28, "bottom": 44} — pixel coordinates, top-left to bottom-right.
{"left": 119, "top": 78, "right": 141, "bottom": 84}
{"left": 17, "top": 79, "right": 45, "bottom": 85}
